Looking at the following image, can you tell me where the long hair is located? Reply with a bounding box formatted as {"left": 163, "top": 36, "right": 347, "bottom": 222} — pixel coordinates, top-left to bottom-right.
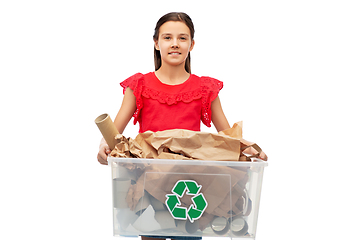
{"left": 153, "top": 12, "right": 195, "bottom": 73}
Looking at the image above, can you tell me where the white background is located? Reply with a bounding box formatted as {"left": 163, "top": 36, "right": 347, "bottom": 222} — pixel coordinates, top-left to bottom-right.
{"left": 1, "top": 1, "right": 359, "bottom": 239}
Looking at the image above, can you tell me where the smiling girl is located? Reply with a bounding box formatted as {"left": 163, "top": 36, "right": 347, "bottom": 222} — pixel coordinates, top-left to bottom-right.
{"left": 98, "top": 12, "right": 231, "bottom": 165}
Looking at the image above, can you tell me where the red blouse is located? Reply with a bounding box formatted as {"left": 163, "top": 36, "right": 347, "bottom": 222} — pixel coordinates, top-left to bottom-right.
{"left": 120, "top": 72, "right": 223, "bottom": 133}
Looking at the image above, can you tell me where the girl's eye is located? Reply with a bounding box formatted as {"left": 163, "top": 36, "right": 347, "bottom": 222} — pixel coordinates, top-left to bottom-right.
{"left": 164, "top": 36, "right": 171, "bottom": 40}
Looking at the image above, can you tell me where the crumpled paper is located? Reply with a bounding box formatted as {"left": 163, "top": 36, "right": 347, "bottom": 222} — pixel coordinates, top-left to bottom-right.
{"left": 111, "top": 134, "right": 144, "bottom": 158}
{"left": 110, "top": 121, "right": 264, "bottom": 161}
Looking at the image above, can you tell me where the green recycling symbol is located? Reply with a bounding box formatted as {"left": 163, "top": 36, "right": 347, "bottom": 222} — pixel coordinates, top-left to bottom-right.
{"left": 165, "top": 180, "right": 208, "bottom": 223}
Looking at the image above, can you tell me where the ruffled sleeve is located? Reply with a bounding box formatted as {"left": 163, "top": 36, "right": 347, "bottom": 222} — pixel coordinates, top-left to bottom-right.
{"left": 120, "top": 73, "right": 144, "bottom": 125}
{"left": 200, "top": 76, "right": 224, "bottom": 127}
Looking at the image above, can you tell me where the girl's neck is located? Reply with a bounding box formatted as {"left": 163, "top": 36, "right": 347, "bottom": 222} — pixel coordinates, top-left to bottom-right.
{"left": 155, "top": 65, "right": 190, "bottom": 85}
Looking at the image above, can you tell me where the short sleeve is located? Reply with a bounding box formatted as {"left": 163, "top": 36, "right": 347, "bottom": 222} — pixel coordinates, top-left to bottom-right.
{"left": 200, "top": 76, "right": 224, "bottom": 127}
{"left": 120, "top": 73, "right": 144, "bottom": 94}
{"left": 119, "top": 73, "right": 144, "bottom": 125}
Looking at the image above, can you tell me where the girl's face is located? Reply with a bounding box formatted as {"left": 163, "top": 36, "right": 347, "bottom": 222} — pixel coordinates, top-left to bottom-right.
{"left": 155, "top": 21, "right": 195, "bottom": 69}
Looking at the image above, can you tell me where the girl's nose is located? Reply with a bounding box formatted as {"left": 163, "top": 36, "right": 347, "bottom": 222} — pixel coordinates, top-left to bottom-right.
{"left": 171, "top": 39, "right": 179, "bottom": 48}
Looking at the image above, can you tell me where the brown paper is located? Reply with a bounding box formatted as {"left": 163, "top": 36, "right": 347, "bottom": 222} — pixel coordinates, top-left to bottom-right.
{"left": 218, "top": 121, "right": 243, "bottom": 139}
{"left": 111, "top": 134, "right": 144, "bottom": 158}
{"left": 219, "top": 121, "right": 264, "bottom": 161}
{"left": 110, "top": 121, "right": 265, "bottom": 162}
{"left": 135, "top": 129, "right": 242, "bottom": 161}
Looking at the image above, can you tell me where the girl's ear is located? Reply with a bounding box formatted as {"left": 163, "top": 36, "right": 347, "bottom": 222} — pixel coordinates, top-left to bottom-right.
{"left": 189, "top": 40, "right": 195, "bottom": 52}
{"left": 154, "top": 40, "right": 160, "bottom": 51}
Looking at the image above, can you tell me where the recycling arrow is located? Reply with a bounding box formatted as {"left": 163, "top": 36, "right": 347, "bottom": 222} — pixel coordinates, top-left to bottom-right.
{"left": 165, "top": 180, "right": 208, "bottom": 223}
{"left": 188, "top": 193, "right": 207, "bottom": 222}
{"left": 187, "top": 206, "right": 202, "bottom": 222}
{"left": 185, "top": 181, "right": 201, "bottom": 195}
{"left": 173, "top": 181, "right": 186, "bottom": 197}
{"left": 166, "top": 195, "right": 180, "bottom": 211}
{"left": 192, "top": 193, "right": 207, "bottom": 211}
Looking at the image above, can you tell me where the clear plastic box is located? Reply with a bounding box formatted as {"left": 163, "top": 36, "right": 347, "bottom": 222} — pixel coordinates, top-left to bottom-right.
{"left": 109, "top": 157, "right": 267, "bottom": 240}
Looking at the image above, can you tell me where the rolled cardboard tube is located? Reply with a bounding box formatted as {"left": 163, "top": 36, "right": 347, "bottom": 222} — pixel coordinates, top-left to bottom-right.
{"left": 229, "top": 217, "right": 248, "bottom": 236}
{"left": 243, "top": 198, "right": 252, "bottom": 216}
{"left": 210, "top": 216, "right": 229, "bottom": 235}
{"left": 113, "top": 178, "right": 131, "bottom": 208}
{"left": 112, "top": 165, "right": 136, "bottom": 181}
{"left": 176, "top": 219, "right": 199, "bottom": 234}
{"left": 95, "top": 113, "right": 119, "bottom": 150}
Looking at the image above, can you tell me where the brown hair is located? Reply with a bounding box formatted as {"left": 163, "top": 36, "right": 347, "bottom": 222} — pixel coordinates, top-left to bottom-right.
{"left": 153, "top": 12, "right": 195, "bottom": 73}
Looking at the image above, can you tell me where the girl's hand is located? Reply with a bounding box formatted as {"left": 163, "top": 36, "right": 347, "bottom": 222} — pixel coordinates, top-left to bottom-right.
{"left": 97, "top": 139, "right": 111, "bottom": 165}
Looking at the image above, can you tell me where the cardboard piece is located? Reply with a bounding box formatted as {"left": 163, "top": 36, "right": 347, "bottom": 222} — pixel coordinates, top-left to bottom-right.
{"left": 134, "top": 191, "right": 151, "bottom": 214}
{"left": 154, "top": 210, "right": 176, "bottom": 230}
{"left": 115, "top": 208, "right": 138, "bottom": 230}
{"left": 95, "top": 113, "right": 120, "bottom": 150}
{"left": 132, "top": 205, "right": 162, "bottom": 232}
{"left": 149, "top": 194, "right": 167, "bottom": 211}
